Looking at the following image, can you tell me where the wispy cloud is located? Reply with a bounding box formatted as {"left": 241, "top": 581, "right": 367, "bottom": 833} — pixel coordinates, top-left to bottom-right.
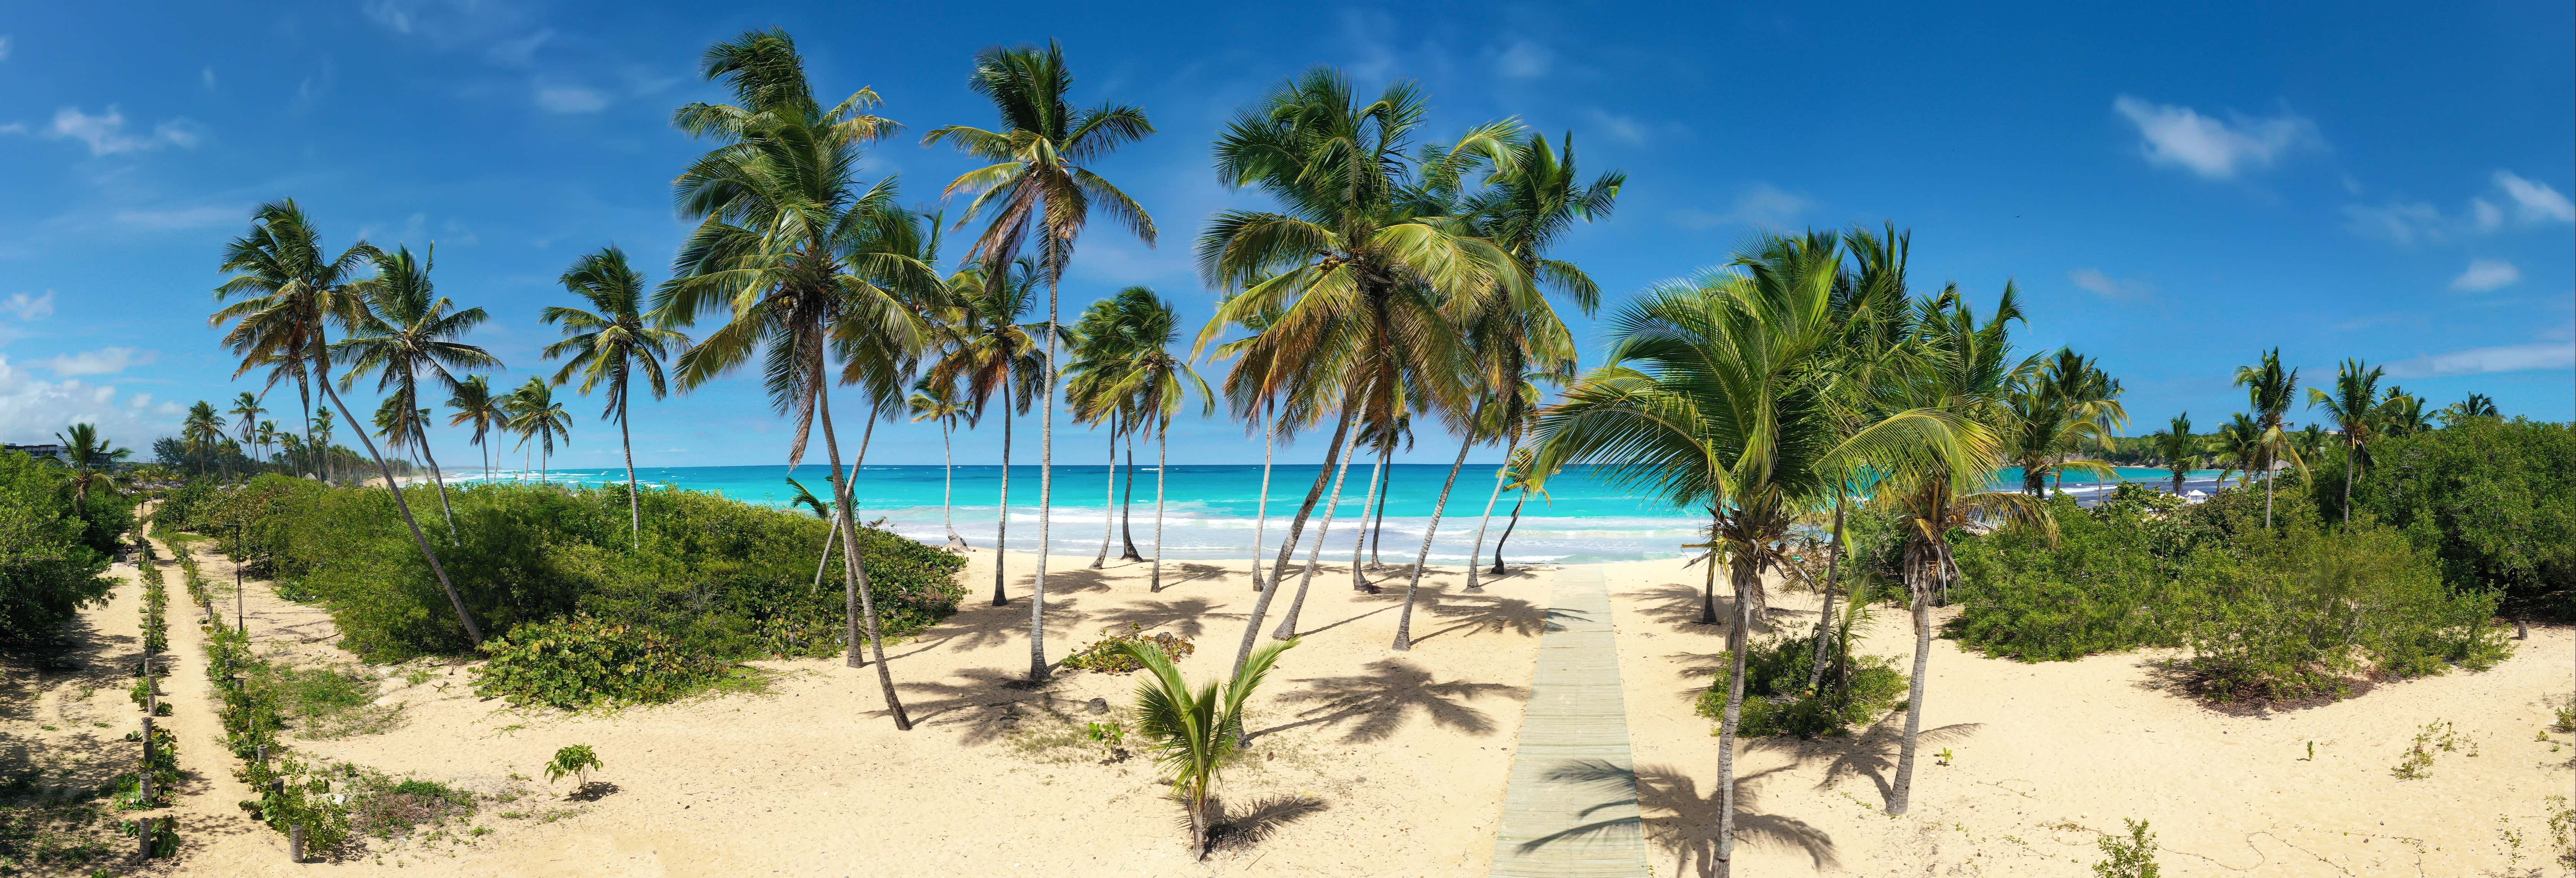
{"left": 44, "top": 106, "right": 206, "bottom": 156}
{"left": 2, "top": 290, "right": 53, "bottom": 321}
{"left": 2345, "top": 170, "right": 2574, "bottom": 245}
{"left": 534, "top": 85, "right": 608, "bottom": 114}
{"left": 1674, "top": 183, "right": 1811, "bottom": 230}
{"left": 39, "top": 347, "right": 156, "bottom": 377}
{"left": 2069, "top": 268, "right": 2153, "bottom": 300}
{"left": 2112, "top": 95, "right": 2322, "bottom": 179}
{"left": 113, "top": 205, "right": 242, "bottom": 230}
{"left": 1586, "top": 108, "right": 1655, "bottom": 147}
{"left": 2448, "top": 258, "right": 2520, "bottom": 292}
{"left": 2493, "top": 170, "right": 2575, "bottom": 224}
{"left": 201, "top": 66, "right": 217, "bottom": 91}
{"left": 0, "top": 36, "right": 12, "bottom": 62}
{"left": 2385, "top": 340, "right": 2575, "bottom": 378}
{"left": 1491, "top": 39, "right": 1552, "bottom": 79}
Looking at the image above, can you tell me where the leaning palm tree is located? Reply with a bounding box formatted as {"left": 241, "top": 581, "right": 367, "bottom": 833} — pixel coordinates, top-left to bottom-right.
{"left": 446, "top": 375, "right": 505, "bottom": 480}
{"left": 53, "top": 423, "right": 130, "bottom": 518}
{"left": 1536, "top": 232, "right": 1962, "bottom": 874}
{"left": 659, "top": 28, "right": 933, "bottom": 728}
{"left": 906, "top": 380, "right": 974, "bottom": 549}
{"left": 1124, "top": 636, "right": 1298, "bottom": 860}
{"left": 2232, "top": 348, "right": 2302, "bottom": 528}
{"left": 338, "top": 244, "right": 500, "bottom": 530}
{"left": 210, "top": 200, "right": 483, "bottom": 645}
{"left": 1096, "top": 288, "right": 1212, "bottom": 591}
{"left": 1487, "top": 444, "right": 1555, "bottom": 573}
{"left": 504, "top": 377, "right": 572, "bottom": 479}
{"left": 542, "top": 246, "right": 689, "bottom": 546}
{"left": 2150, "top": 412, "right": 2198, "bottom": 494}
{"left": 926, "top": 40, "right": 1157, "bottom": 681}
{"left": 1201, "top": 290, "right": 1292, "bottom": 593}
{"left": 923, "top": 256, "right": 1048, "bottom": 601}
{"left": 2307, "top": 359, "right": 2382, "bottom": 522}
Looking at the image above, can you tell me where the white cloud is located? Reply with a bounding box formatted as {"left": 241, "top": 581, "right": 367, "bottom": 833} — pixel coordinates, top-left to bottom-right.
{"left": 45, "top": 106, "right": 205, "bottom": 155}
{"left": 2069, "top": 268, "right": 2152, "bottom": 300}
{"left": 201, "top": 66, "right": 217, "bottom": 90}
{"left": 535, "top": 85, "right": 608, "bottom": 114}
{"left": 0, "top": 36, "right": 12, "bottom": 62}
{"left": 1493, "top": 40, "right": 1552, "bottom": 79}
{"left": 113, "top": 205, "right": 241, "bottom": 230}
{"left": 40, "top": 347, "right": 156, "bottom": 377}
{"left": 2112, "top": 95, "right": 2322, "bottom": 179}
{"left": 0, "top": 356, "right": 179, "bottom": 444}
{"left": 2342, "top": 200, "right": 2446, "bottom": 245}
{"left": 1675, "top": 183, "right": 1811, "bottom": 230}
{"left": 1587, "top": 108, "right": 1651, "bottom": 147}
{"left": 2493, "top": 170, "right": 2575, "bottom": 224}
{"left": 0, "top": 123, "right": 22, "bottom": 135}
{"left": 2449, "top": 259, "right": 2520, "bottom": 292}
{"left": 2, "top": 290, "right": 53, "bottom": 320}
{"left": 2385, "top": 341, "right": 2575, "bottom": 378}
{"left": 2471, "top": 197, "right": 2503, "bottom": 231}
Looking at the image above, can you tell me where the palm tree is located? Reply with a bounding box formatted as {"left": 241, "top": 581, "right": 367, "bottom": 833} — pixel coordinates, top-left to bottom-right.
{"left": 446, "top": 376, "right": 505, "bottom": 481}
{"left": 339, "top": 244, "right": 500, "bottom": 531}
{"left": 504, "top": 377, "right": 571, "bottom": 478}
{"left": 53, "top": 423, "right": 130, "bottom": 518}
{"left": 1123, "top": 636, "right": 1298, "bottom": 859}
{"left": 926, "top": 40, "right": 1157, "bottom": 682}
{"left": 659, "top": 28, "right": 933, "bottom": 727}
{"left": 907, "top": 381, "right": 974, "bottom": 549}
{"left": 785, "top": 476, "right": 847, "bottom": 593}
{"left": 2375, "top": 386, "right": 2432, "bottom": 437}
{"left": 1096, "top": 288, "right": 1212, "bottom": 592}
{"left": 2232, "top": 348, "right": 2302, "bottom": 527}
{"left": 229, "top": 392, "right": 267, "bottom": 471}
{"left": 2439, "top": 392, "right": 2499, "bottom": 426}
{"left": 542, "top": 246, "right": 689, "bottom": 546}
{"left": 209, "top": 200, "right": 482, "bottom": 645}
{"left": 1067, "top": 293, "right": 1143, "bottom": 568}
{"left": 1195, "top": 70, "right": 1523, "bottom": 655}
{"left": 2212, "top": 412, "right": 2266, "bottom": 489}
{"left": 2150, "top": 412, "right": 2198, "bottom": 494}
{"left": 2004, "top": 349, "right": 2123, "bottom": 497}
{"left": 254, "top": 419, "right": 281, "bottom": 470}
{"left": 1488, "top": 444, "right": 1555, "bottom": 573}
{"left": 1537, "top": 233, "right": 1961, "bottom": 871}
{"left": 182, "top": 401, "right": 226, "bottom": 477}
{"left": 924, "top": 256, "right": 1048, "bottom": 600}
{"left": 1202, "top": 291, "right": 1292, "bottom": 594}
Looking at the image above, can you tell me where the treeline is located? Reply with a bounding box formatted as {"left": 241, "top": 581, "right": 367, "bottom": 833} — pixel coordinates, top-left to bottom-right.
{"left": 0, "top": 450, "right": 130, "bottom": 641}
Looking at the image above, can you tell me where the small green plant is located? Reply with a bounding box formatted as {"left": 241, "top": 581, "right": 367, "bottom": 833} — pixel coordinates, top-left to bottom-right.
{"left": 2091, "top": 818, "right": 2160, "bottom": 878}
{"left": 2301, "top": 740, "right": 2315, "bottom": 761}
{"left": 2548, "top": 694, "right": 2576, "bottom": 734}
{"left": 1084, "top": 721, "right": 1126, "bottom": 748}
{"left": 1062, "top": 624, "right": 1197, "bottom": 674}
{"left": 2546, "top": 796, "right": 2575, "bottom": 870}
{"left": 473, "top": 615, "right": 737, "bottom": 710}
{"left": 2392, "top": 719, "right": 2469, "bottom": 780}
{"left": 1934, "top": 748, "right": 1955, "bottom": 766}
{"left": 1693, "top": 634, "right": 1909, "bottom": 738}
{"left": 543, "top": 745, "right": 602, "bottom": 788}
{"left": 1126, "top": 636, "right": 1298, "bottom": 860}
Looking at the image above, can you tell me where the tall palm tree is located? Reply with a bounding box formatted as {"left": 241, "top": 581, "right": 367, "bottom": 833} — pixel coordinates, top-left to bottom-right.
{"left": 659, "top": 28, "right": 933, "bottom": 728}
{"left": 53, "top": 423, "right": 130, "bottom": 518}
{"left": 1196, "top": 70, "right": 1523, "bottom": 658}
{"left": 907, "top": 380, "right": 974, "bottom": 549}
{"left": 504, "top": 377, "right": 571, "bottom": 479}
{"left": 339, "top": 244, "right": 500, "bottom": 531}
{"left": 182, "top": 401, "right": 226, "bottom": 477}
{"left": 1487, "top": 444, "right": 1555, "bottom": 573}
{"left": 1538, "top": 233, "right": 1963, "bottom": 872}
{"left": 446, "top": 376, "right": 505, "bottom": 481}
{"left": 1067, "top": 292, "right": 1141, "bottom": 568}
{"left": 2212, "top": 412, "right": 2266, "bottom": 489}
{"left": 924, "top": 256, "right": 1049, "bottom": 600}
{"left": 2150, "top": 412, "right": 2198, "bottom": 494}
{"left": 209, "top": 200, "right": 481, "bottom": 645}
{"left": 926, "top": 40, "right": 1157, "bottom": 681}
{"left": 1201, "top": 290, "right": 1292, "bottom": 593}
{"left": 1096, "top": 288, "right": 1212, "bottom": 591}
{"left": 254, "top": 419, "right": 281, "bottom": 470}
{"left": 2232, "top": 348, "right": 2302, "bottom": 527}
{"left": 229, "top": 392, "right": 266, "bottom": 470}
{"left": 2004, "top": 349, "right": 2123, "bottom": 497}
{"left": 542, "top": 245, "right": 689, "bottom": 546}
{"left": 2374, "top": 386, "right": 2431, "bottom": 437}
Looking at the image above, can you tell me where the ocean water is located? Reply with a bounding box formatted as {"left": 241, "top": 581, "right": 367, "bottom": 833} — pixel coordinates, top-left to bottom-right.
{"left": 454, "top": 462, "right": 2223, "bottom": 564}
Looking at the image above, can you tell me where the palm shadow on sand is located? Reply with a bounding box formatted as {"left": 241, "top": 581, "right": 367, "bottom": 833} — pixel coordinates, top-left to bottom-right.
{"left": 1624, "top": 581, "right": 1813, "bottom": 636}
{"left": 893, "top": 667, "right": 1077, "bottom": 743}
{"left": 1518, "top": 760, "right": 1837, "bottom": 878}
{"left": 1745, "top": 714, "right": 1984, "bottom": 805}
{"left": 1206, "top": 793, "right": 1329, "bottom": 853}
{"left": 1085, "top": 598, "right": 1242, "bottom": 641}
{"left": 1399, "top": 592, "right": 1547, "bottom": 646}
{"left": 1250, "top": 658, "right": 1525, "bottom": 744}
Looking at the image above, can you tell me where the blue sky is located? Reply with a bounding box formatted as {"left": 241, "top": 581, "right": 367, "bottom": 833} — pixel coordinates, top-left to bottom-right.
{"left": 2, "top": 2, "right": 2569, "bottom": 469}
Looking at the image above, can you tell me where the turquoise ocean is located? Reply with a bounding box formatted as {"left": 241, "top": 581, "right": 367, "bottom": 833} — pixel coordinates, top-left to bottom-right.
{"left": 455, "top": 462, "right": 2227, "bottom": 564}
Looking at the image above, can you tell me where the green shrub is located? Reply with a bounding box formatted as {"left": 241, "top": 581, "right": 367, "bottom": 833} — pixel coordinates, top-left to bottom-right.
{"left": 0, "top": 455, "right": 117, "bottom": 641}
{"left": 2325, "top": 417, "right": 2576, "bottom": 620}
{"left": 1953, "top": 496, "right": 2187, "bottom": 661}
{"left": 1693, "top": 635, "right": 1909, "bottom": 738}
{"left": 472, "top": 615, "right": 737, "bottom": 710}
{"left": 1061, "top": 624, "right": 1196, "bottom": 674}
{"left": 543, "top": 745, "right": 601, "bottom": 786}
{"left": 2092, "top": 818, "right": 2159, "bottom": 878}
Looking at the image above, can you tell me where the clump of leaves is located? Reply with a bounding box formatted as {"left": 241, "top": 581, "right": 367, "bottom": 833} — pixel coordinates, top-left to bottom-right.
{"left": 2393, "top": 719, "right": 2472, "bottom": 780}
{"left": 472, "top": 615, "right": 737, "bottom": 710}
{"left": 2547, "top": 796, "right": 2574, "bottom": 869}
{"left": 2092, "top": 818, "right": 2159, "bottom": 878}
{"left": 1694, "top": 634, "right": 1908, "bottom": 739}
{"left": 543, "top": 745, "right": 601, "bottom": 787}
{"left": 1062, "top": 624, "right": 1197, "bottom": 674}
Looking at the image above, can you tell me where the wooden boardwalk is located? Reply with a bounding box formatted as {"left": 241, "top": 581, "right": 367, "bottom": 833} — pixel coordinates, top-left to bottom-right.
{"left": 1490, "top": 565, "right": 1650, "bottom": 877}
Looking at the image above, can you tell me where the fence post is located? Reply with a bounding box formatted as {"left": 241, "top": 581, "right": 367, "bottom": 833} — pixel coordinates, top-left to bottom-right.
{"left": 289, "top": 824, "right": 306, "bottom": 863}
{"left": 136, "top": 816, "right": 154, "bottom": 861}
{"left": 139, "top": 715, "right": 154, "bottom": 804}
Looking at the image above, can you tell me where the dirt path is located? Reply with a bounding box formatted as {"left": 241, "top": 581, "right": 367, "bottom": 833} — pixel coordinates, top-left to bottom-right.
{"left": 145, "top": 523, "right": 288, "bottom": 868}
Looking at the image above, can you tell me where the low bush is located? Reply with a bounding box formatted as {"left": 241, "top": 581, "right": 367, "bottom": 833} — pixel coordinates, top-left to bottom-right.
{"left": 1952, "top": 496, "right": 2187, "bottom": 661}
{"left": 1693, "top": 635, "right": 1908, "bottom": 738}
{"left": 1061, "top": 624, "right": 1197, "bottom": 674}
{"left": 2321, "top": 417, "right": 2576, "bottom": 620}
{"left": 472, "top": 615, "right": 739, "bottom": 710}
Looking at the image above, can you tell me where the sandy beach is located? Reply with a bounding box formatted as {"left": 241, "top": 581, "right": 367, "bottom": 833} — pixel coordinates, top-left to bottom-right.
{"left": 10, "top": 539, "right": 2566, "bottom": 876}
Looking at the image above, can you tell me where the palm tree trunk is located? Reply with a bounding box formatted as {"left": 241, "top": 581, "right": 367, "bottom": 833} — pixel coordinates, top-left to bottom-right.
{"left": 1711, "top": 550, "right": 1757, "bottom": 878}
{"left": 816, "top": 379, "right": 910, "bottom": 730}
{"left": 1093, "top": 424, "right": 1118, "bottom": 568}
{"left": 942, "top": 421, "right": 965, "bottom": 549}
{"left": 990, "top": 371, "right": 1013, "bottom": 608}
{"left": 1367, "top": 453, "right": 1392, "bottom": 567}
{"left": 1461, "top": 436, "right": 1515, "bottom": 593}
{"left": 315, "top": 364, "right": 481, "bottom": 647}
{"left": 1492, "top": 492, "right": 1526, "bottom": 573}
{"left": 2340, "top": 441, "right": 2354, "bottom": 524}
{"left": 620, "top": 392, "right": 640, "bottom": 547}
{"left": 1030, "top": 275, "right": 1061, "bottom": 683}
{"left": 1348, "top": 441, "right": 1386, "bottom": 593}
{"left": 1150, "top": 419, "right": 1167, "bottom": 591}
{"left": 1889, "top": 541, "right": 1935, "bottom": 816}
{"left": 2263, "top": 456, "right": 2277, "bottom": 529}
{"left": 1390, "top": 432, "right": 1473, "bottom": 651}
{"left": 1119, "top": 430, "right": 1143, "bottom": 561}
{"left": 811, "top": 511, "right": 839, "bottom": 593}
{"left": 414, "top": 420, "right": 458, "bottom": 539}
{"left": 1247, "top": 399, "right": 1277, "bottom": 592}
{"left": 1806, "top": 494, "right": 1847, "bottom": 692}
{"left": 1272, "top": 424, "right": 1362, "bottom": 640}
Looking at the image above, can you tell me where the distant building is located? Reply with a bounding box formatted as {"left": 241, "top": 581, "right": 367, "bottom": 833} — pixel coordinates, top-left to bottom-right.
{"left": 4, "top": 443, "right": 69, "bottom": 464}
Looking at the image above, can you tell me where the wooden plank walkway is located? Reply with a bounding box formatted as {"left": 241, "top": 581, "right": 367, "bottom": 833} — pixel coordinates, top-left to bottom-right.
{"left": 1489, "top": 565, "right": 1649, "bottom": 877}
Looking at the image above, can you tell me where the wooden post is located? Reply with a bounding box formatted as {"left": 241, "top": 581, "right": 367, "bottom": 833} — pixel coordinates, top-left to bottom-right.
{"left": 136, "top": 816, "right": 154, "bottom": 861}
{"left": 289, "top": 824, "right": 306, "bottom": 863}
{"left": 139, "top": 715, "right": 154, "bottom": 803}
